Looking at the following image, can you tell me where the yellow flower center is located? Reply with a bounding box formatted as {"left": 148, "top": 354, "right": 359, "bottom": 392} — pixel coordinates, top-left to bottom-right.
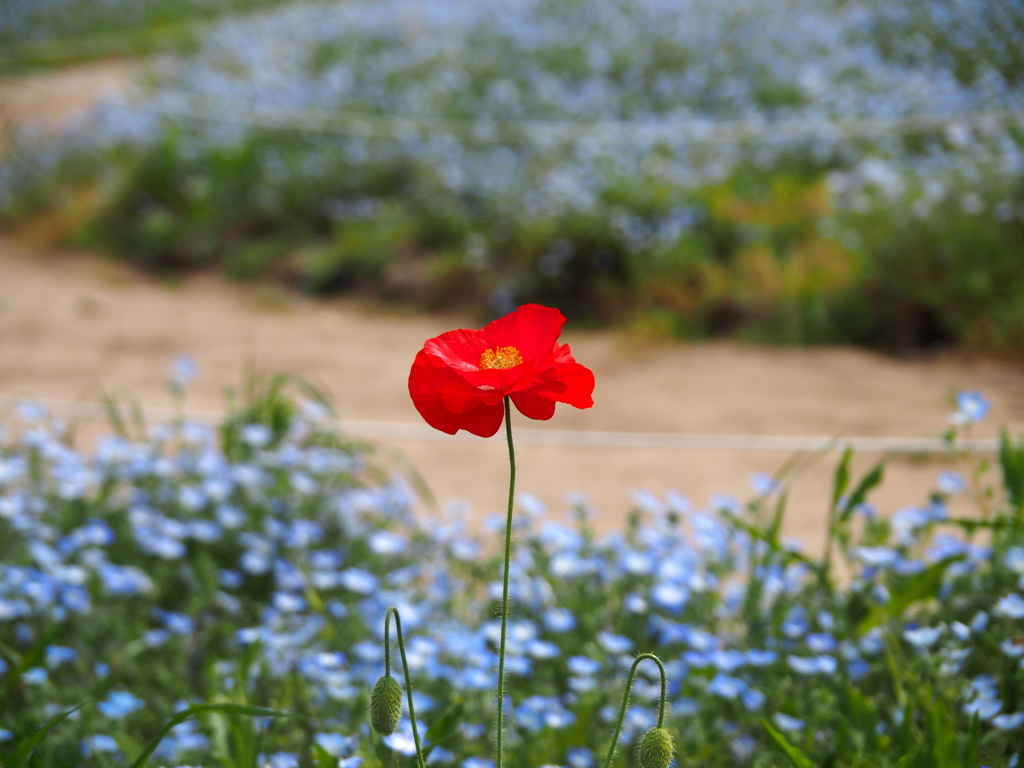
{"left": 479, "top": 346, "right": 523, "bottom": 370}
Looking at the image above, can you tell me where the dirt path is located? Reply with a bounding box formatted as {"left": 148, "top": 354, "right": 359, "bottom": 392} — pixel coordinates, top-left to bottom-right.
{"left": 1, "top": 233, "right": 1022, "bottom": 552}
{"left": 2, "top": 61, "right": 1023, "bottom": 550}
{"left": 0, "top": 59, "right": 133, "bottom": 148}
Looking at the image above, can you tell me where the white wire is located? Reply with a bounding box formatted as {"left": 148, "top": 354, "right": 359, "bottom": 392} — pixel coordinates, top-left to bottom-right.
{"left": 0, "top": 395, "right": 998, "bottom": 453}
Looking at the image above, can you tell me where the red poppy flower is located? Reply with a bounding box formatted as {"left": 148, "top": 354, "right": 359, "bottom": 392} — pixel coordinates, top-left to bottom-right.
{"left": 409, "top": 304, "right": 595, "bottom": 437}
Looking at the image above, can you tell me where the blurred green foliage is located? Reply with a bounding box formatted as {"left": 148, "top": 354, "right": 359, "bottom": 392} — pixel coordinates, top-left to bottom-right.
{"left": 8, "top": 128, "right": 1023, "bottom": 354}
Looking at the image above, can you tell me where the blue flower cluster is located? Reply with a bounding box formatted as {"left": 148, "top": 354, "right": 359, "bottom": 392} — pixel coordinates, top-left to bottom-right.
{"left": 1, "top": 372, "right": 1022, "bottom": 766}
{"left": 2, "top": 0, "right": 1023, "bottom": 229}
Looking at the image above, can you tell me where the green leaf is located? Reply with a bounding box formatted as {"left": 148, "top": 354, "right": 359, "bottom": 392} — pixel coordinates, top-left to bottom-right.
{"left": 6, "top": 703, "right": 85, "bottom": 768}
{"left": 0, "top": 644, "right": 46, "bottom": 714}
{"left": 422, "top": 702, "right": 466, "bottom": 756}
{"left": 314, "top": 744, "right": 341, "bottom": 768}
{"left": 368, "top": 727, "right": 391, "bottom": 767}
{"left": 128, "top": 703, "right": 303, "bottom": 768}
{"left": 766, "top": 490, "right": 790, "bottom": 542}
{"left": 840, "top": 461, "right": 885, "bottom": 522}
{"left": 999, "top": 428, "right": 1024, "bottom": 509}
{"left": 842, "top": 685, "right": 878, "bottom": 738}
{"left": 721, "top": 511, "right": 820, "bottom": 572}
{"left": 858, "top": 556, "right": 963, "bottom": 635}
{"left": 922, "top": 694, "right": 958, "bottom": 768}
{"left": 831, "top": 445, "right": 853, "bottom": 511}
{"left": 99, "top": 388, "right": 129, "bottom": 439}
{"left": 896, "top": 745, "right": 922, "bottom": 768}
{"left": 960, "top": 713, "right": 980, "bottom": 767}
{"left": 760, "top": 718, "right": 817, "bottom": 768}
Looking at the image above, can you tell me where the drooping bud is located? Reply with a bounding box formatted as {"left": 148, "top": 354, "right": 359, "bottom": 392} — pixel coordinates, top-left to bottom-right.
{"left": 638, "top": 727, "right": 674, "bottom": 768}
{"left": 370, "top": 675, "right": 403, "bottom": 735}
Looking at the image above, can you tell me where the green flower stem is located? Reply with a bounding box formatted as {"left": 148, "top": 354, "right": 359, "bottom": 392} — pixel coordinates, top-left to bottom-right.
{"left": 602, "top": 653, "right": 669, "bottom": 768}
{"left": 496, "top": 396, "right": 516, "bottom": 768}
{"left": 384, "top": 606, "right": 427, "bottom": 768}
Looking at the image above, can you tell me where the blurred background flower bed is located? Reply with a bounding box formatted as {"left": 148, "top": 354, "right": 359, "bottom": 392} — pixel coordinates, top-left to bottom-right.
{"left": 3, "top": 0, "right": 1024, "bottom": 352}
{"left": 2, "top": 377, "right": 1024, "bottom": 767}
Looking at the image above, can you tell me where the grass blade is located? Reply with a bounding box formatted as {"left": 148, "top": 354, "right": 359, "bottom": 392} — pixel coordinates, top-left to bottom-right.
{"left": 760, "top": 718, "right": 817, "bottom": 768}
{"left": 6, "top": 703, "right": 85, "bottom": 768}
{"left": 128, "top": 703, "right": 304, "bottom": 768}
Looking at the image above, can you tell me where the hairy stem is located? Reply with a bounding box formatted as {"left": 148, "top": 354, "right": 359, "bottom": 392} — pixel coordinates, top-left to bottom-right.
{"left": 496, "top": 396, "right": 516, "bottom": 768}
{"left": 602, "top": 653, "right": 669, "bottom": 768}
{"left": 384, "top": 606, "right": 426, "bottom": 768}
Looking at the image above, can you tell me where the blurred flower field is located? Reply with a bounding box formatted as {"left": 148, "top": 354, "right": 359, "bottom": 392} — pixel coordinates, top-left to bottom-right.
{"left": 2, "top": 365, "right": 1024, "bottom": 767}
{"left": 2, "top": 0, "right": 1024, "bottom": 350}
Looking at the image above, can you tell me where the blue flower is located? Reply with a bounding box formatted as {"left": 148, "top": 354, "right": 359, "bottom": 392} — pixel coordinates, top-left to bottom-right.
{"left": 749, "top": 474, "right": 779, "bottom": 495}
{"left": 544, "top": 610, "right": 577, "bottom": 634}
{"left": 903, "top": 626, "right": 943, "bottom": 650}
{"left": 566, "top": 747, "right": 594, "bottom": 768}
{"left": 383, "top": 720, "right": 428, "bottom": 755}
{"left": 516, "top": 696, "right": 575, "bottom": 732}
{"left": 950, "top": 622, "right": 970, "bottom": 642}
{"left": 741, "top": 688, "right": 766, "bottom": 712}
{"left": 708, "top": 674, "right": 746, "bottom": 699}
{"left": 369, "top": 530, "right": 407, "bottom": 556}
{"left": 596, "top": 631, "right": 633, "bottom": 654}
{"left": 170, "top": 354, "right": 198, "bottom": 389}
{"left": 995, "top": 593, "right": 1024, "bottom": 619}
{"left": 999, "top": 639, "right": 1024, "bottom": 659}
{"left": 22, "top": 667, "right": 47, "bottom": 685}
{"left": 773, "top": 713, "right": 804, "bottom": 732}
{"left": 624, "top": 594, "right": 648, "bottom": 613}
{"left": 806, "top": 633, "right": 837, "bottom": 653}
{"left": 993, "top": 713, "right": 1024, "bottom": 731}
{"left": 964, "top": 698, "right": 1002, "bottom": 721}
{"left": 711, "top": 649, "right": 746, "bottom": 672}
{"left": 339, "top": 568, "right": 378, "bottom": 594}
{"left": 853, "top": 546, "right": 900, "bottom": 568}
{"left": 82, "top": 735, "right": 120, "bottom": 756}
{"left": 1006, "top": 548, "right": 1024, "bottom": 575}
{"left": 567, "top": 656, "right": 601, "bottom": 677}
{"left": 315, "top": 733, "right": 359, "bottom": 757}
{"left": 786, "top": 655, "right": 838, "bottom": 675}
{"left": 421, "top": 747, "right": 451, "bottom": 766}
{"left": 45, "top": 646, "right": 77, "bottom": 667}
{"left": 651, "top": 581, "right": 688, "bottom": 612}
{"left": 241, "top": 424, "right": 273, "bottom": 448}
{"left": 266, "top": 753, "right": 300, "bottom": 768}
{"left": 937, "top": 471, "right": 965, "bottom": 495}
{"left": 745, "top": 649, "right": 777, "bottom": 667}
{"left": 98, "top": 690, "right": 145, "bottom": 718}
{"left": 951, "top": 390, "right": 990, "bottom": 425}
{"left": 527, "top": 639, "right": 561, "bottom": 659}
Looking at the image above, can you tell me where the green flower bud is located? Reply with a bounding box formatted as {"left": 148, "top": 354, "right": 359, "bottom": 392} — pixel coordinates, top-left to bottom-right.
{"left": 638, "top": 727, "right": 674, "bottom": 768}
{"left": 370, "top": 674, "right": 403, "bottom": 736}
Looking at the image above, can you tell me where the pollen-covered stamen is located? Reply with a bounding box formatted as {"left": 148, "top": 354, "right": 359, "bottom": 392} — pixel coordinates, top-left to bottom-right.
{"left": 479, "top": 346, "right": 523, "bottom": 370}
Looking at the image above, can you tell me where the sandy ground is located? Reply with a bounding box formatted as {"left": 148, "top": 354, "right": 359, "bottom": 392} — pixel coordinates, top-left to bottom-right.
{"left": 2, "top": 234, "right": 1023, "bottom": 551}
{"left": 0, "top": 59, "right": 132, "bottom": 149}
{"left": 2, "top": 60, "right": 1023, "bottom": 551}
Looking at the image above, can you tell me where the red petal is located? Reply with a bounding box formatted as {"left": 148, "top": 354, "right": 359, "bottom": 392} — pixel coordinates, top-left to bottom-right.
{"left": 507, "top": 344, "right": 595, "bottom": 411}
{"left": 409, "top": 350, "right": 506, "bottom": 436}
{"left": 452, "top": 401, "right": 507, "bottom": 437}
{"left": 422, "top": 328, "right": 487, "bottom": 373}
{"left": 409, "top": 304, "right": 592, "bottom": 433}
{"left": 479, "top": 304, "right": 565, "bottom": 365}
{"left": 511, "top": 389, "right": 557, "bottom": 421}
{"left": 544, "top": 359, "right": 595, "bottom": 409}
